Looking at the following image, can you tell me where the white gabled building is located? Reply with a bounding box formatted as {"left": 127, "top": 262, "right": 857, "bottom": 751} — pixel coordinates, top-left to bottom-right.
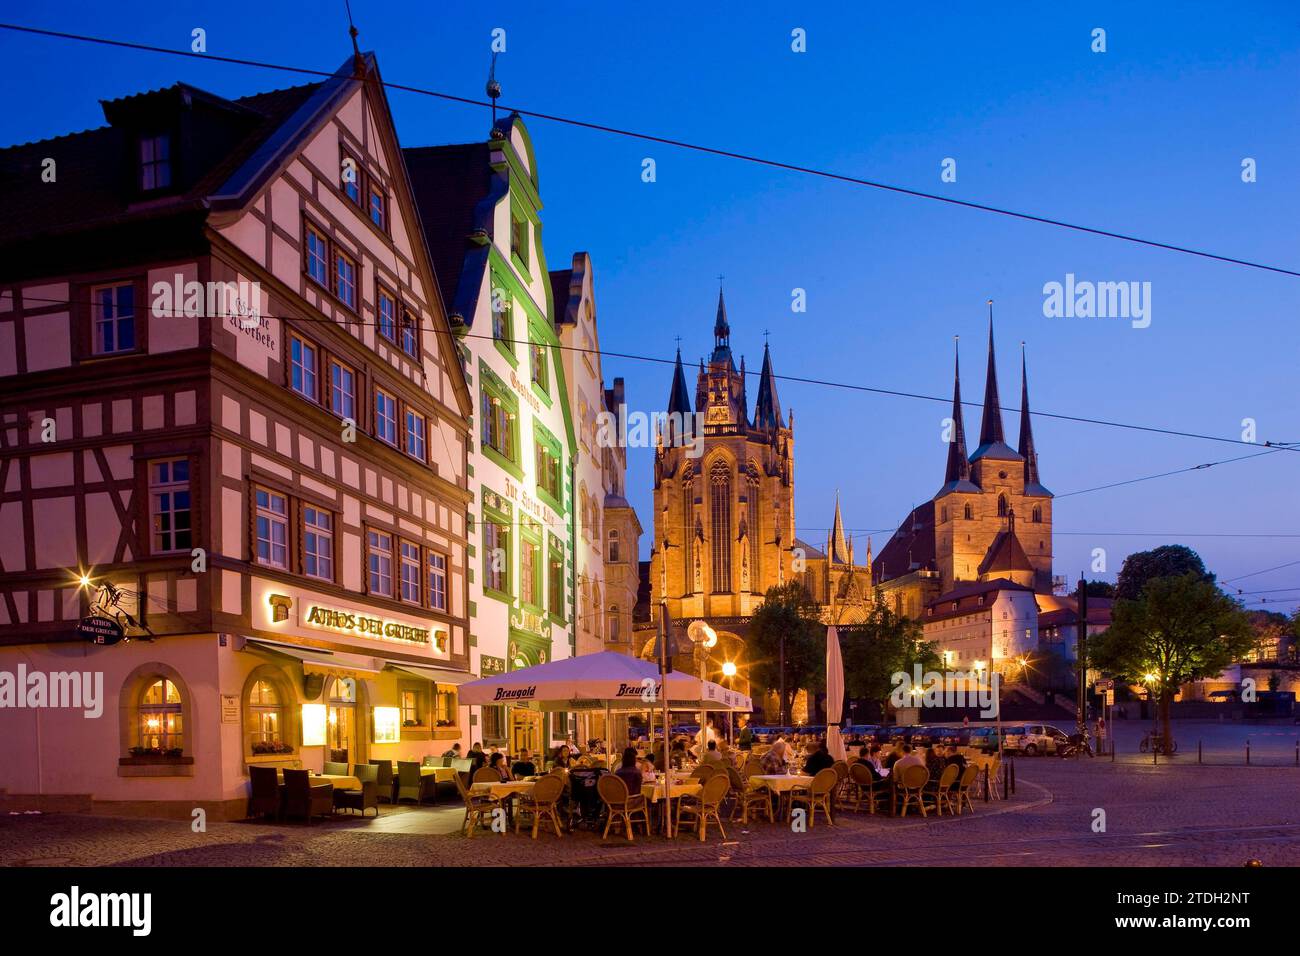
{"left": 406, "top": 114, "right": 578, "bottom": 757}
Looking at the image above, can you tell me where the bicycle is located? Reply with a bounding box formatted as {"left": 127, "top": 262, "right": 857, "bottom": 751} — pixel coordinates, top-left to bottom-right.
{"left": 1138, "top": 731, "right": 1178, "bottom": 755}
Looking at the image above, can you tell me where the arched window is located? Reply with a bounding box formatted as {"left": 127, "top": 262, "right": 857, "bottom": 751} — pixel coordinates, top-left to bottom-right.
{"left": 139, "top": 678, "right": 183, "bottom": 752}
{"left": 747, "top": 470, "right": 760, "bottom": 585}
{"left": 997, "top": 494, "right": 1008, "bottom": 517}
{"left": 710, "top": 461, "right": 732, "bottom": 594}
{"left": 249, "top": 679, "right": 286, "bottom": 754}
{"left": 608, "top": 528, "right": 620, "bottom": 563}
{"left": 682, "top": 480, "right": 694, "bottom": 593}
{"left": 963, "top": 503, "right": 973, "bottom": 520}
{"left": 608, "top": 605, "right": 620, "bottom": 642}
{"left": 1032, "top": 506, "right": 1042, "bottom": 523}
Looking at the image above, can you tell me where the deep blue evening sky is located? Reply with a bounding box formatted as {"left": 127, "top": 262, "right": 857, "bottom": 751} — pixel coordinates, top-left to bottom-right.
{"left": 4, "top": 2, "right": 1297, "bottom": 608}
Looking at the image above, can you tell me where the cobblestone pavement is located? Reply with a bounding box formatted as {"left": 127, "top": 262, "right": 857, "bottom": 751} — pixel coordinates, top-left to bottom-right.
{"left": 3, "top": 760, "right": 1299, "bottom": 866}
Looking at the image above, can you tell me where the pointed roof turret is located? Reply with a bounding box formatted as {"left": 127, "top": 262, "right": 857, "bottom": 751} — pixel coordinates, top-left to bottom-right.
{"left": 970, "top": 303, "right": 1024, "bottom": 463}
{"left": 940, "top": 337, "right": 979, "bottom": 495}
{"left": 667, "top": 347, "right": 692, "bottom": 416}
{"left": 710, "top": 286, "right": 733, "bottom": 365}
{"left": 829, "top": 492, "right": 851, "bottom": 565}
{"left": 1019, "top": 343, "right": 1052, "bottom": 496}
{"left": 754, "top": 341, "right": 783, "bottom": 430}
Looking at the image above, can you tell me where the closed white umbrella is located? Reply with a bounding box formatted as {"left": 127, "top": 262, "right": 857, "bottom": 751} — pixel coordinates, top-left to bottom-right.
{"left": 826, "top": 625, "right": 846, "bottom": 760}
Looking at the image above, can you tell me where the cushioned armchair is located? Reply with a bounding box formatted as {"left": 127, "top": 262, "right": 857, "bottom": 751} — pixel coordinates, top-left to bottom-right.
{"left": 247, "top": 765, "right": 281, "bottom": 821}
{"left": 335, "top": 763, "right": 380, "bottom": 817}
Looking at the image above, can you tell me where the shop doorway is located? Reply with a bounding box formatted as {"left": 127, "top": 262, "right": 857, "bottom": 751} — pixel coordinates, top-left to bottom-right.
{"left": 327, "top": 677, "right": 357, "bottom": 764}
{"left": 510, "top": 708, "right": 543, "bottom": 755}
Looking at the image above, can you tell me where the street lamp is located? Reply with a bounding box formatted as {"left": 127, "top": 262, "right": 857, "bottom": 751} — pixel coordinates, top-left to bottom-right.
{"left": 687, "top": 620, "right": 717, "bottom": 754}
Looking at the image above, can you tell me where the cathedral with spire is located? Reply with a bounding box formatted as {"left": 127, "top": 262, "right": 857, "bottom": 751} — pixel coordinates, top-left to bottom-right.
{"left": 872, "top": 312, "right": 1055, "bottom": 622}
{"left": 641, "top": 288, "right": 874, "bottom": 717}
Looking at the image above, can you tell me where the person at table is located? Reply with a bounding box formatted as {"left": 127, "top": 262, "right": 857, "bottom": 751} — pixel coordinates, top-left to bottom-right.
{"left": 614, "top": 747, "right": 643, "bottom": 794}
{"left": 512, "top": 748, "right": 537, "bottom": 778}
{"left": 639, "top": 750, "right": 658, "bottom": 776}
{"left": 701, "top": 740, "right": 726, "bottom": 765}
{"left": 550, "top": 745, "right": 571, "bottom": 770}
{"left": 944, "top": 745, "right": 967, "bottom": 785}
{"left": 487, "top": 752, "right": 512, "bottom": 782}
{"left": 761, "top": 739, "right": 789, "bottom": 774}
{"left": 441, "top": 742, "right": 462, "bottom": 761}
{"left": 803, "top": 742, "right": 835, "bottom": 777}
{"left": 468, "top": 742, "right": 487, "bottom": 775}
{"left": 883, "top": 742, "right": 906, "bottom": 771}
{"left": 894, "top": 744, "right": 924, "bottom": 771}
{"left": 865, "top": 744, "right": 885, "bottom": 773}
{"left": 925, "top": 744, "right": 946, "bottom": 780}
{"left": 670, "top": 737, "right": 687, "bottom": 769}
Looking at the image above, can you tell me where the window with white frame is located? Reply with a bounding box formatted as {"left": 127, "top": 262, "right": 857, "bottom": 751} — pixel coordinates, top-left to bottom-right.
{"left": 404, "top": 408, "right": 426, "bottom": 462}
{"left": 335, "top": 250, "right": 357, "bottom": 309}
{"left": 377, "top": 288, "right": 397, "bottom": 341}
{"left": 375, "top": 388, "right": 397, "bottom": 445}
{"left": 139, "top": 134, "right": 171, "bottom": 191}
{"left": 255, "top": 488, "right": 288, "bottom": 568}
{"left": 329, "top": 358, "right": 355, "bottom": 420}
{"left": 427, "top": 551, "right": 447, "bottom": 612}
{"left": 149, "top": 458, "right": 191, "bottom": 553}
{"left": 290, "top": 335, "right": 318, "bottom": 401}
{"left": 303, "top": 506, "right": 333, "bottom": 581}
{"left": 400, "top": 540, "right": 421, "bottom": 604}
{"left": 91, "top": 282, "right": 135, "bottom": 355}
{"left": 368, "top": 530, "right": 393, "bottom": 596}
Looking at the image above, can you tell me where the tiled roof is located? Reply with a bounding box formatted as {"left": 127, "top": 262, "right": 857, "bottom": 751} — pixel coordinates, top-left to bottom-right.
{"left": 925, "top": 577, "right": 1034, "bottom": 622}
{"left": 872, "top": 501, "right": 936, "bottom": 583}
{"left": 403, "top": 141, "right": 494, "bottom": 319}
{"left": 978, "top": 528, "right": 1033, "bottom": 576}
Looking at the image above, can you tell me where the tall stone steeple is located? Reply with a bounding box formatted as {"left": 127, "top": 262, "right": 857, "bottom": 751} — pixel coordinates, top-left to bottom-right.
{"left": 978, "top": 308, "right": 1004, "bottom": 448}
{"left": 944, "top": 338, "right": 972, "bottom": 486}
{"left": 1019, "top": 343, "right": 1050, "bottom": 495}
{"left": 828, "top": 491, "right": 851, "bottom": 565}
{"left": 754, "top": 341, "right": 783, "bottom": 430}
{"left": 667, "top": 347, "right": 692, "bottom": 416}
{"left": 711, "top": 287, "right": 733, "bottom": 366}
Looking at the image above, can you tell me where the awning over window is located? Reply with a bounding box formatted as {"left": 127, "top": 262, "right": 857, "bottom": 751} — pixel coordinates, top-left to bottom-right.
{"left": 386, "top": 663, "right": 474, "bottom": 686}
{"left": 242, "top": 638, "right": 382, "bottom": 676}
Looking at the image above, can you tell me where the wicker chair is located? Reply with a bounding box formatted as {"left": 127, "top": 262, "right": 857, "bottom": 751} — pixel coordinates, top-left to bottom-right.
{"left": 282, "top": 769, "right": 333, "bottom": 824}
{"left": 790, "top": 767, "right": 838, "bottom": 828}
{"left": 247, "top": 765, "right": 281, "bottom": 821}
{"left": 334, "top": 763, "right": 380, "bottom": 817}
{"left": 676, "top": 773, "right": 731, "bottom": 842}
{"left": 515, "top": 774, "right": 565, "bottom": 839}
{"left": 742, "top": 758, "right": 765, "bottom": 779}
{"left": 472, "top": 766, "right": 501, "bottom": 784}
{"left": 454, "top": 771, "right": 501, "bottom": 837}
{"left": 955, "top": 763, "right": 980, "bottom": 815}
{"left": 597, "top": 774, "right": 650, "bottom": 841}
{"left": 986, "top": 756, "right": 1002, "bottom": 799}
{"left": 736, "top": 770, "right": 774, "bottom": 824}
{"left": 846, "top": 761, "right": 885, "bottom": 814}
{"left": 922, "top": 763, "right": 960, "bottom": 816}
{"left": 831, "top": 760, "right": 851, "bottom": 804}
{"left": 895, "top": 764, "right": 931, "bottom": 818}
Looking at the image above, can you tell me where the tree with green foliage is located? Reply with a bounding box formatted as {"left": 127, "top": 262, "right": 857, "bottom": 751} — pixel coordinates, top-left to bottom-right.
{"left": 838, "top": 596, "right": 938, "bottom": 725}
{"left": 747, "top": 582, "right": 825, "bottom": 725}
{"left": 1084, "top": 580, "right": 1116, "bottom": 599}
{"left": 1091, "top": 572, "right": 1254, "bottom": 749}
{"left": 1115, "top": 545, "right": 1212, "bottom": 601}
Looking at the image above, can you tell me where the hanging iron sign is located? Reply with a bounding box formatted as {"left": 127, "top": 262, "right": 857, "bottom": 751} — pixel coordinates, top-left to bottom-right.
{"left": 77, "top": 614, "right": 125, "bottom": 645}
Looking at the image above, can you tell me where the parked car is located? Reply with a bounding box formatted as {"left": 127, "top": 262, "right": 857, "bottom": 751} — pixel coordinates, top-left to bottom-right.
{"left": 1006, "top": 723, "right": 1070, "bottom": 755}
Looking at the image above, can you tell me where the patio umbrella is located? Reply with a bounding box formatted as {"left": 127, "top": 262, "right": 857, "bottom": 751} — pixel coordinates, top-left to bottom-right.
{"left": 825, "top": 624, "right": 846, "bottom": 760}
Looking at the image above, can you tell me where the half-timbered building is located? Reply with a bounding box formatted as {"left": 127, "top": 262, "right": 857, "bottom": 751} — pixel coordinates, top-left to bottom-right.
{"left": 0, "top": 54, "right": 473, "bottom": 818}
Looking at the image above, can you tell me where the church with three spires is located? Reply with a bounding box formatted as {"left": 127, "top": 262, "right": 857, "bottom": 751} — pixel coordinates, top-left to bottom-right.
{"left": 872, "top": 313, "right": 1057, "bottom": 661}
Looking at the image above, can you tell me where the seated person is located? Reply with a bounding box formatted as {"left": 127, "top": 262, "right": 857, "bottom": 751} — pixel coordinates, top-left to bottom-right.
{"left": 893, "top": 744, "right": 924, "bottom": 770}
{"left": 511, "top": 748, "right": 537, "bottom": 778}
{"left": 613, "top": 747, "right": 644, "bottom": 796}
{"left": 701, "top": 740, "right": 726, "bottom": 764}
{"left": 487, "top": 752, "right": 511, "bottom": 782}
{"left": 925, "top": 744, "right": 946, "bottom": 781}
{"left": 945, "top": 745, "right": 967, "bottom": 789}
{"left": 802, "top": 743, "right": 835, "bottom": 777}
{"left": 760, "top": 740, "right": 789, "bottom": 774}
{"left": 441, "top": 743, "right": 462, "bottom": 761}
{"left": 550, "top": 745, "right": 571, "bottom": 770}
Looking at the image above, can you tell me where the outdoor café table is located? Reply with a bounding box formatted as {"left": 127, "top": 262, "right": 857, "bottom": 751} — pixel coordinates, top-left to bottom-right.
{"left": 420, "top": 766, "right": 458, "bottom": 783}
{"left": 748, "top": 774, "right": 814, "bottom": 820}
{"left": 470, "top": 779, "right": 537, "bottom": 800}
{"left": 275, "top": 770, "right": 361, "bottom": 791}
{"left": 641, "top": 780, "right": 702, "bottom": 836}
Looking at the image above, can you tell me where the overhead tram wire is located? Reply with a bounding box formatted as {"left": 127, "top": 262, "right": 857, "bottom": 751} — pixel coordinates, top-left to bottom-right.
{"left": 1222, "top": 559, "right": 1300, "bottom": 584}
{"left": 2, "top": 21, "right": 1300, "bottom": 279}
{"left": 14, "top": 292, "right": 1300, "bottom": 458}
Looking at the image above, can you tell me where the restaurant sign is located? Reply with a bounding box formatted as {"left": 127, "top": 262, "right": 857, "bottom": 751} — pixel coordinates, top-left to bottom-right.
{"left": 303, "top": 604, "right": 431, "bottom": 646}
{"left": 480, "top": 655, "right": 507, "bottom": 677}
{"left": 77, "top": 615, "right": 125, "bottom": 646}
